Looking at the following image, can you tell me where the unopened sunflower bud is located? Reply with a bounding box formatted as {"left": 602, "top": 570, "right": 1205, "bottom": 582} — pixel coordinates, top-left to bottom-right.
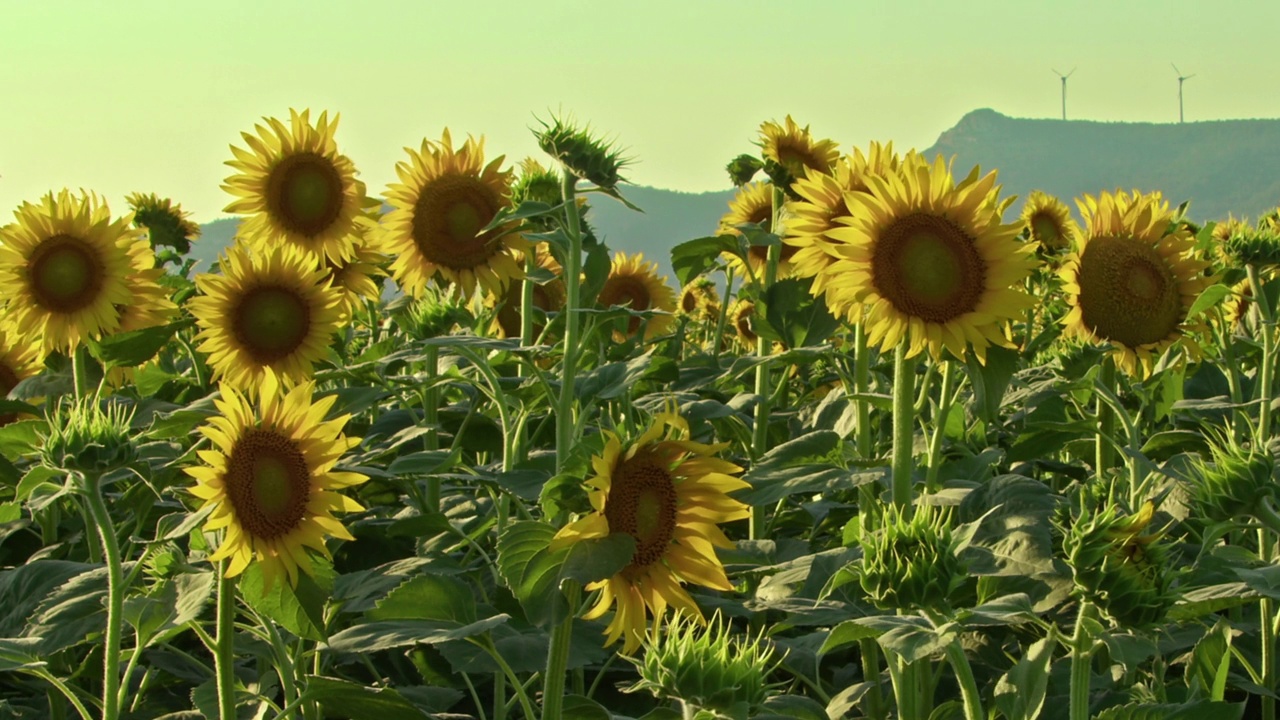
{"left": 534, "top": 116, "right": 631, "bottom": 191}
{"left": 858, "top": 505, "right": 968, "bottom": 614}
{"left": 1223, "top": 226, "right": 1280, "bottom": 270}
{"left": 41, "top": 398, "right": 137, "bottom": 475}
{"left": 725, "top": 154, "right": 763, "bottom": 187}
{"left": 395, "top": 290, "right": 470, "bottom": 340}
{"left": 1187, "top": 432, "right": 1277, "bottom": 524}
{"left": 1059, "top": 497, "right": 1177, "bottom": 629}
{"left": 630, "top": 611, "right": 780, "bottom": 717}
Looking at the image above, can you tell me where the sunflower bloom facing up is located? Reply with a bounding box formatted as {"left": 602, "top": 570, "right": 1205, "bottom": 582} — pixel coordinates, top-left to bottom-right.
{"left": 187, "top": 372, "right": 367, "bottom": 588}
{"left": 223, "top": 109, "right": 372, "bottom": 265}
{"left": 757, "top": 116, "right": 839, "bottom": 189}
{"left": 551, "top": 411, "right": 749, "bottom": 652}
{"left": 818, "top": 154, "right": 1039, "bottom": 362}
{"left": 1059, "top": 190, "right": 1213, "bottom": 377}
{"left": 1020, "top": 190, "right": 1078, "bottom": 253}
{"left": 188, "top": 243, "right": 345, "bottom": 395}
{"left": 380, "top": 129, "right": 525, "bottom": 298}
{"left": 0, "top": 190, "right": 154, "bottom": 353}
{"left": 597, "top": 252, "right": 677, "bottom": 342}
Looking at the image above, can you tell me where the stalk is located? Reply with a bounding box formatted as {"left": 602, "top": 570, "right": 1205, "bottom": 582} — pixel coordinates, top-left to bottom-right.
{"left": 924, "top": 361, "right": 957, "bottom": 489}
{"left": 749, "top": 186, "right": 784, "bottom": 539}
{"left": 1246, "top": 264, "right": 1275, "bottom": 444}
{"left": 1262, "top": 526, "right": 1276, "bottom": 720}
{"left": 214, "top": 566, "right": 237, "bottom": 720}
{"left": 943, "top": 638, "right": 983, "bottom": 720}
{"left": 554, "top": 171, "right": 583, "bottom": 474}
{"left": 1069, "top": 601, "right": 1096, "bottom": 720}
{"left": 1095, "top": 359, "right": 1117, "bottom": 482}
{"left": 81, "top": 472, "right": 123, "bottom": 720}
{"left": 423, "top": 345, "right": 440, "bottom": 511}
{"left": 891, "top": 344, "right": 917, "bottom": 513}
{"left": 540, "top": 582, "right": 579, "bottom": 720}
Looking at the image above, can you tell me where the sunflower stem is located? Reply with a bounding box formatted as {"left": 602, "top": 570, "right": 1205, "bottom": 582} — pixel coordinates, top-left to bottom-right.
{"left": 1069, "top": 600, "right": 1097, "bottom": 720}
{"left": 214, "top": 565, "right": 237, "bottom": 720}
{"left": 891, "top": 344, "right": 917, "bottom": 514}
{"left": 1260, "top": 526, "right": 1276, "bottom": 720}
{"left": 540, "top": 580, "right": 579, "bottom": 720}
{"left": 859, "top": 638, "right": 887, "bottom": 720}
{"left": 924, "top": 361, "right": 957, "bottom": 491}
{"left": 423, "top": 344, "right": 441, "bottom": 510}
{"left": 80, "top": 471, "right": 124, "bottom": 720}
{"left": 71, "top": 345, "right": 91, "bottom": 400}
{"left": 712, "top": 267, "right": 736, "bottom": 363}
{"left": 749, "top": 185, "right": 785, "bottom": 540}
{"left": 555, "top": 171, "right": 583, "bottom": 475}
{"left": 1095, "top": 359, "right": 1117, "bottom": 483}
{"left": 942, "top": 635, "right": 984, "bottom": 720}
{"left": 1246, "top": 264, "right": 1275, "bottom": 446}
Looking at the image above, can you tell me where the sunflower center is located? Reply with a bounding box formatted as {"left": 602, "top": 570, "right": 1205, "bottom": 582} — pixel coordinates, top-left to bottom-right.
{"left": 1076, "top": 235, "right": 1184, "bottom": 348}
{"left": 681, "top": 289, "right": 699, "bottom": 314}
{"left": 735, "top": 304, "right": 757, "bottom": 343}
{"left": 232, "top": 286, "right": 312, "bottom": 363}
{"left": 599, "top": 277, "right": 653, "bottom": 334}
{"left": 1031, "top": 215, "right": 1062, "bottom": 248}
{"left": 266, "top": 153, "right": 346, "bottom": 238}
{"left": 28, "top": 235, "right": 104, "bottom": 313}
{"left": 604, "top": 459, "right": 678, "bottom": 567}
{"left": 412, "top": 175, "right": 503, "bottom": 271}
{"left": 872, "top": 213, "right": 986, "bottom": 323}
{"left": 224, "top": 428, "right": 311, "bottom": 540}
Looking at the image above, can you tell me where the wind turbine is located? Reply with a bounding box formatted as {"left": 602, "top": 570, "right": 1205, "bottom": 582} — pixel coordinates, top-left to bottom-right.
{"left": 1172, "top": 64, "right": 1195, "bottom": 123}
{"left": 1053, "top": 67, "right": 1076, "bottom": 120}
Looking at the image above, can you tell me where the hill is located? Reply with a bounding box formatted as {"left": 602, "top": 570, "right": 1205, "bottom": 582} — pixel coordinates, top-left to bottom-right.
{"left": 923, "top": 108, "right": 1280, "bottom": 222}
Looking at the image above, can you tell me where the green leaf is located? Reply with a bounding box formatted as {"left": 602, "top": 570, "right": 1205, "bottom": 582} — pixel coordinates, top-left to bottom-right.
{"left": 561, "top": 533, "right": 636, "bottom": 586}
{"left": 993, "top": 630, "right": 1055, "bottom": 720}
{"left": 759, "top": 694, "right": 830, "bottom": 720}
{"left": 756, "top": 277, "right": 838, "bottom": 349}
{"left": 86, "top": 319, "right": 192, "bottom": 369}
{"left": 853, "top": 615, "right": 955, "bottom": 663}
{"left": 301, "top": 676, "right": 431, "bottom": 720}
{"left": 368, "top": 574, "right": 475, "bottom": 624}
{"left": 818, "top": 619, "right": 882, "bottom": 656}
{"left": 562, "top": 694, "right": 612, "bottom": 720}
{"left": 325, "top": 616, "right": 508, "bottom": 654}
{"left": 25, "top": 567, "right": 108, "bottom": 654}
{"left": 0, "top": 637, "right": 44, "bottom": 672}
{"left": 959, "top": 593, "right": 1037, "bottom": 627}
{"left": 1140, "top": 429, "right": 1209, "bottom": 461}
{"left": 1187, "top": 283, "right": 1234, "bottom": 319}
{"left": 966, "top": 345, "right": 1020, "bottom": 423}
{"left": 752, "top": 430, "right": 839, "bottom": 469}
{"left": 670, "top": 235, "right": 738, "bottom": 286}
{"left": 237, "top": 558, "right": 335, "bottom": 642}
{"left": 1186, "top": 619, "right": 1233, "bottom": 701}
{"left": 0, "top": 419, "right": 46, "bottom": 460}
{"left": 739, "top": 466, "right": 868, "bottom": 506}
{"left": 1093, "top": 701, "right": 1244, "bottom": 720}
{"left": 174, "top": 571, "right": 217, "bottom": 626}
{"left": 496, "top": 521, "right": 570, "bottom": 627}
{"left": 0, "top": 561, "right": 93, "bottom": 638}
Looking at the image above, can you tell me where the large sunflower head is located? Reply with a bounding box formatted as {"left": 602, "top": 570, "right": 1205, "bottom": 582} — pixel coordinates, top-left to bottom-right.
{"left": 0, "top": 328, "right": 44, "bottom": 426}
{"left": 0, "top": 190, "right": 151, "bottom": 353}
{"left": 1059, "top": 190, "right": 1213, "bottom": 377}
{"left": 718, "top": 182, "right": 796, "bottom": 280}
{"left": 223, "top": 109, "right": 372, "bottom": 266}
{"left": 597, "top": 252, "right": 677, "bottom": 342}
{"left": 818, "top": 154, "right": 1040, "bottom": 362}
{"left": 489, "top": 245, "right": 565, "bottom": 340}
{"left": 786, "top": 142, "right": 905, "bottom": 290}
{"left": 186, "top": 372, "right": 367, "bottom": 589}
{"left": 188, "top": 243, "right": 346, "bottom": 395}
{"left": 379, "top": 129, "right": 525, "bottom": 299}
{"left": 1020, "top": 190, "right": 1078, "bottom": 253}
{"left": 551, "top": 410, "right": 749, "bottom": 653}
{"left": 757, "top": 116, "right": 839, "bottom": 191}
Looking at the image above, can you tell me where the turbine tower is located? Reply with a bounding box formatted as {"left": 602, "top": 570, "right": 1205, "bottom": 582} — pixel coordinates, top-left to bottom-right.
{"left": 1172, "top": 64, "right": 1195, "bottom": 123}
{"left": 1053, "top": 67, "right": 1076, "bottom": 120}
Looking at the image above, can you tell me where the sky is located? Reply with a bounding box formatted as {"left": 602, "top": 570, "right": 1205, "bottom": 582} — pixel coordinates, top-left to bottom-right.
{"left": 2, "top": 0, "right": 1279, "bottom": 223}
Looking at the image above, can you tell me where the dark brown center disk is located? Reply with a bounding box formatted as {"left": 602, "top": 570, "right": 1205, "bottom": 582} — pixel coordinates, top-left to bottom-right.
{"left": 871, "top": 212, "right": 986, "bottom": 323}
{"left": 266, "top": 153, "right": 346, "bottom": 238}
{"left": 411, "top": 175, "right": 503, "bottom": 271}
{"left": 28, "top": 234, "right": 105, "bottom": 313}
{"left": 231, "top": 285, "right": 313, "bottom": 364}
{"left": 224, "top": 428, "right": 312, "bottom": 540}
{"left": 603, "top": 459, "right": 678, "bottom": 567}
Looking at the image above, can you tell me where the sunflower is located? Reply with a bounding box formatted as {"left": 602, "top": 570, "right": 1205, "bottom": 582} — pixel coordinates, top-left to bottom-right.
{"left": 1059, "top": 190, "right": 1213, "bottom": 377}
{"left": 187, "top": 372, "right": 367, "bottom": 588}
{"left": 0, "top": 190, "right": 153, "bottom": 353}
{"left": 786, "top": 142, "right": 904, "bottom": 288}
{"left": 677, "top": 277, "right": 721, "bottom": 323}
{"left": 1020, "top": 191, "right": 1078, "bottom": 253}
{"left": 1223, "top": 277, "right": 1255, "bottom": 331}
{"left": 0, "top": 328, "right": 44, "bottom": 426}
{"left": 489, "top": 246, "right": 565, "bottom": 339}
{"left": 126, "top": 192, "right": 201, "bottom": 255}
{"left": 380, "top": 129, "right": 524, "bottom": 298}
{"left": 818, "top": 154, "right": 1039, "bottom": 362}
{"left": 597, "top": 252, "right": 677, "bottom": 342}
{"left": 188, "top": 243, "right": 345, "bottom": 395}
{"left": 223, "top": 109, "right": 372, "bottom": 265}
{"left": 1210, "top": 216, "right": 1249, "bottom": 268}
{"left": 551, "top": 411, "right": 749, "bottom": 652}
{"left": 758, "top": 116, "right": 839, "bottom": 187}
{"left": 323, "top": 232, "right": 388, "bottom": 319}
{"left": 728, "top": 298, "right": 758, "bottom": 346}
{"left": 718, "top": 182, "right": 796, "bottom": 280}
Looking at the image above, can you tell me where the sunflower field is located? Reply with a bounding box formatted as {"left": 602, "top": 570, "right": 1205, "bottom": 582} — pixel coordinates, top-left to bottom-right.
{"left": 0, "top": 108, "right": 1278, "bottom": 720}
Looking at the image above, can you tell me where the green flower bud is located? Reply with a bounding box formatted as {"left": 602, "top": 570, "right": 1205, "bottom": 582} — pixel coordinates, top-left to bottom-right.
{"left": 40, "top": 397, "right": 137, "bottom": 476}
{"left": 1058, "top": 496, "right": 1177, "bottom": 629}
{"left": 630, "top": 611, "right": 780, "bottom": 717}
{"left": 534, "top": 115, "right": 632, "bottom": 191}
{"left": 1187, "top": 431, "right": 1277, "bottom": 524}
{"left": 725, "top": 154, "right": 763, "bottom": 188}
{"left": 858, "top": 505, "right": 968, "bottom": 614}
{"left": 1223, "top": 225, "right": 1280, "bottom": 270}
{"left": 392, "top": 289, "right": 471, "bottom": 340}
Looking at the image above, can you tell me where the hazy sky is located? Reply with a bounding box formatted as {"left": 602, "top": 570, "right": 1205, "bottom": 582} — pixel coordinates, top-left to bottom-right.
{"left": 3, "top": 0, "right": 1278, "bottom": 222}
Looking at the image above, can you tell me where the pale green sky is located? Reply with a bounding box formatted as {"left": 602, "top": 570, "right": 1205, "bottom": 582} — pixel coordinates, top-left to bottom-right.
{"left": 2, "top": 0, "right": 1278, "bottom": 222}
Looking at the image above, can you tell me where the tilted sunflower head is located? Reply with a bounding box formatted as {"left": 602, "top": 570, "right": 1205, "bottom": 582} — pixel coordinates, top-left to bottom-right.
{"left": 597, "top": 252, "right": 677, "bottom": 342}
{"left": 1186, "top": 429, "right": 1278, "bottom": 526}
{"left": 534, "top": 114, "right": 632, "bottom": 192}
{"left": 0, "top": 190, "right": 153, "bottom": 354}
{"left": 222, "top": 109, "right": 373, "bottom": 266}
{"left": 1057, "top": 493, "right": 1178, "bottom": 629}
{"left": 126, "top": 192, "right": 201, "bottom": 257}
{"left": 677, "top": 277, "right": 721, "bottom": 322}
{"left": 379, "top": 129, "right": 525, "bottom": 299}
{"left": 1223, "top": 276, "right": 1258, "bottom": 331}
{"left": 1059, "top": 189, "right": 1214, "bottom": 378}
{"left": 0, "top": 328, "right": 45, "bottom": 426}
{"left": 1020, "top": 190, "right": 1079, "bottom": 254}
{"left": 630, "top": 611, "right": 782, "bottom": 716}
{"left": 550, "top": 410, "right": 749, "bottom": 653}
{"left": 817, "top": 153, "right": 1039, "bottom": 363}
{"left": 756, "top": 116, "right": 839, "bottom": 196}
{"left": 857, "top": 504, "right": 969, "bottom": 614}
{"left": 718, "top": 182, "right": 798, "bottom": 281}
{"left": 728, "top": 298, "right": 758, "bottom": 347}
